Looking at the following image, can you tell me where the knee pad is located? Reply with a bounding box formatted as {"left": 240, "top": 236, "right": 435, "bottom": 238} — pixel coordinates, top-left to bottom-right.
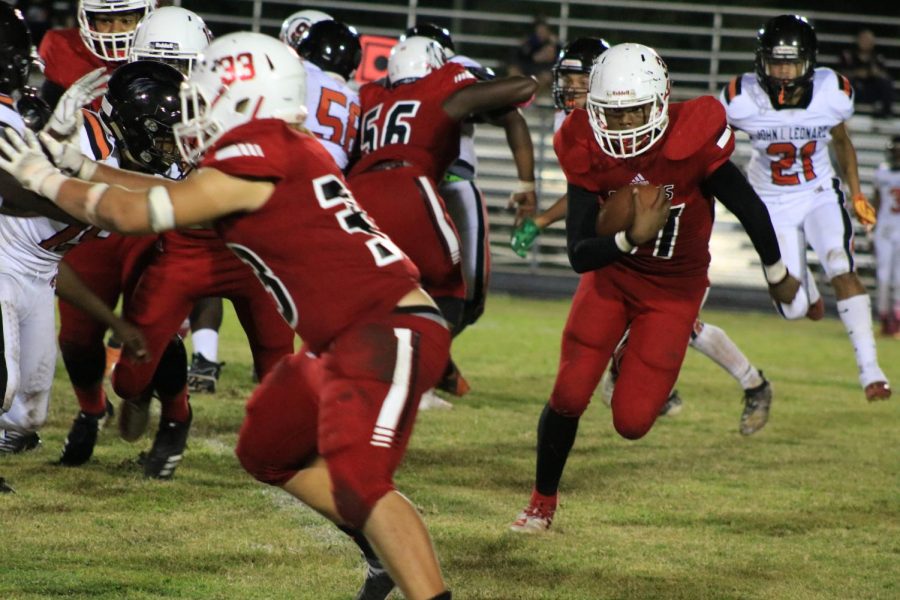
{"left": 434, "top": 296, "right": 465, "bottom": 334}
{"left": 548, "top": 391, "right": 590, "bottom": 418}
{"left": 821, "top": 247, "right": 852, "bottom": 280}
{"left": 613, "top": 411, "right": 655, "bottom": 440}
{"left": 152, "top": 336, "right": 188, "bottom": 397}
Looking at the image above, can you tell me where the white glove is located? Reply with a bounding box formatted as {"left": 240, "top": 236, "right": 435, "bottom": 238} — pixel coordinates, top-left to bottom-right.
{"left": 0, "top": 127, "right": 69, "bottom": 200}
{"left": 43, "top": 68, "right": 110, "bottom": 141}
{"left": 38, "top": 130, "right": 96, "bottom": 180}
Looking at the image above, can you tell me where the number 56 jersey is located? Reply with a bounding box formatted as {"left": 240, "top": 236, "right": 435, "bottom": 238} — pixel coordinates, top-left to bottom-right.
{"left": 721, "top": 67, "right": 853, "bottom": 197}
{"left": 201, "top": 119, "right": 420, "bottom": 353}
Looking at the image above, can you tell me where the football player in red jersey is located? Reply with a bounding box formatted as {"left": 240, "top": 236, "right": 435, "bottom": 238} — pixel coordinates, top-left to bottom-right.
{"left": 348, "top": 36, "right": 536, "bottom": 407}
{"left": 38, "top": 0, "right": 154, "bottom": 109}
{"left": 507, "top": 43, "right": 800, "bottom": 534}
{"left": 0, "top": 32, "right": 455, "bottom": 600}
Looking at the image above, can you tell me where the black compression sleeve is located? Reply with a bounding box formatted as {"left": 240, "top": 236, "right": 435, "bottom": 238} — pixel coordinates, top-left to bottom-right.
{"left": 703, "top": 161, "right": 782, "bottom": 267}
{"left": 565, "top": 183, "right": 623, "bottom": 273}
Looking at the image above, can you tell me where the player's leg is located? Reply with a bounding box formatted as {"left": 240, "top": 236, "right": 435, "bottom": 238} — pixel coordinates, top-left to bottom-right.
{"left": 0, "top": 279, "right": 55, "bottom": 453}
{"left": 873, "top": 233, "right": 894, "bottom": 334}
{"left": 229, "top": 292, "right": 295, "bottom": 382}
{"left": 689, "top": 320, "right": 772, "bottom": 434}
{"left": 805, "top": 192, "right": 890, "bottom": 399}
{"left": 891, "top": 237, "right": 900, "bottom": 332}
{"left": 187, "top": 297, "right": 225, "bottom": 393}
{"left": 512, "top": 272, "right": 627, "bottom": 533}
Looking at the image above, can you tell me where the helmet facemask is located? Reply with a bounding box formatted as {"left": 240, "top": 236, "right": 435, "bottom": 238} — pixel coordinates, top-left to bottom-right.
{"left": 78, "top": 0, "right": 153, "bottom": 61}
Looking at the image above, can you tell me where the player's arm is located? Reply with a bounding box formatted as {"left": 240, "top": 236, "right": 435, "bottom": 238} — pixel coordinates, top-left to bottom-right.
{"left": 56, "top": 261, "right": 149, "bottom": 362}
{"left": 53, "top": 168, "right": 273, "bottom": 234}
{"left": 565, "top": 183, "right": 668, "bottom": 273}
{"left": 510, "top": 194, "right": 568, "bottom": 258}
{"left": 442, "top": 76, "right": 538, "bottom": 122}
{"left": 490, "top": 108, "right": 536, "bottom": 222}
{"left": 0, "top": 170, "right": 86, "bottom": 225}
{"left": 703, "top": 160, "right": 799, "bottom": 302}
{"left": 832, "top": 122, "right": 876, "bottom": 225}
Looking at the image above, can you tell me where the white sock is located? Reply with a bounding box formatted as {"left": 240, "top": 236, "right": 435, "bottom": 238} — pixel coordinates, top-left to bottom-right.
{"left": 836, "top": 294, "right": 886, "bottom": 387}
{"left": 805, "top": 267, "right": 821, "bottom": 305}
{"left": 191, "top": 329, "right": 219, "bottom": 362}
{"left": 690, "top": 322, "right": 763, "bottom": 390}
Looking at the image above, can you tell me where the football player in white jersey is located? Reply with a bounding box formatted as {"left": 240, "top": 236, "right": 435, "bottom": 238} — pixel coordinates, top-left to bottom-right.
{"left": 872, "top": 136, "right": 900, "bottom": 336}
{"left": 722, "top": 15, "right": 890, "bottom": 401}
{"left": 400, "top": 23, "right": 537, "bottom": 402}
{"left": 0, "top": 7, "right": 145, "bottom": 457}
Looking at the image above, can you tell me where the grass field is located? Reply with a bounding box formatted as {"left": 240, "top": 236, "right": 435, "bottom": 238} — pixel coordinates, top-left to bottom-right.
{"left": 2, "top": 294, "right": 898, "bottom": 599}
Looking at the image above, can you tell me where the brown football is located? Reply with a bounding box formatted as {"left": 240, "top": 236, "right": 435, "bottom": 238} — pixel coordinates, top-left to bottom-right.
{"left": 596, "top": 184, "right": 661, "bottom": 236}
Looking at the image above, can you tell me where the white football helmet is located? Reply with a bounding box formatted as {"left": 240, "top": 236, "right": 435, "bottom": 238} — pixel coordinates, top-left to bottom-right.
{"left": 279, "top": 9, "right": 332, "bottom": 49}
{"left": 174, "top": 32, "right": 308, "bottom": 165}
{"left": 129, "top": 6, "right": 212, "bottom": 76}
{"left": 587, "top": 43, "right": 670, "bottom": 158}
{"left": 78, "top": 0, "right": 155, "bottom": 61}
{"left": 388, "top": 36, "right": 446, "bottom": 85}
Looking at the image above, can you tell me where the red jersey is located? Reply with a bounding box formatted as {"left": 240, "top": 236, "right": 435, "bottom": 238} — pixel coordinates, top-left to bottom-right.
{"left": 39, "top": 28, "right": 115, "bottom": 91}
{"left": 350, "top": 62, "right": 477, "bottom": 182}
{"left": 202, "top": 119, "right": 420, "bottom": 353}
{"left": 555, "top": 96, "right": 734, "bottom": 278}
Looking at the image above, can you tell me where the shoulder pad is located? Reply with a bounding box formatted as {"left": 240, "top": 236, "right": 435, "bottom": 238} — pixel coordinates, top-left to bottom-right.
{"left": 835, "top": 72, "right": 853, "bottom": 99}
{"left": 554, "top": 110, "right": 595, "bottom": 183}
{"left": 81, "top": 109, "right": 113, "bottom": 161}
{"left": 663, "top": 96, "right": 729, "bottom": 161}
{"left": 722, "top": 76, "right": 743, "bottom": 105}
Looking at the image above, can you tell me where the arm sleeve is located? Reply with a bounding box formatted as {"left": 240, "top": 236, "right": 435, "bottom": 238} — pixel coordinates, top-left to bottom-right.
{"left": 704, "top": 160, "right": 782, "bottom": 267}
{"left": 566, "top": 183, "right": 624, "bottom": 273}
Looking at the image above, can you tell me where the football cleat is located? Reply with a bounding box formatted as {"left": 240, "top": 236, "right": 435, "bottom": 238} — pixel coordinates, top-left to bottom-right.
{"left": 806, "top": 297, "right": 825, "bottom": 321}
{"left": 510, "top": 493, "right": 557, "bottom": 534}
{"left": 864, "top": 381, "right": 891, "bottom": 401}
{"left": 59, "top": 410, "right": 105, "bottom": 466}
{"left": 740, "top": 376, "right": 772, "bottom": 435}
{"left": 187, "top": 352, "right": 224, "bottom": 394}
{"left": 354, "top": 558, "right": 395, "bottom": 600}
{"left": 658, "top": 390, "right": 683, "bottom": 417}
{"left": 0, "top": 430, "right": 41, "bottom": 454}
{"left": 419, "top": 389, "right": 453, "bottom": 411}
{"left": 436, "top": 359, "right": 470, "bottom": 397}
{"left": 143, "top": 406, "right": 192, "bottom": 479}
{"left": 599, "top": 367, "right": 615, "bottom": 407}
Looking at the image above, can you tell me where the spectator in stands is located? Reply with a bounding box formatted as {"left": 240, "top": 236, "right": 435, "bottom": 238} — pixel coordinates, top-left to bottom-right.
{"left": 508, "top": 16, "right": 559, "bottom": 92}
{"left": 839, "top": 29, "right": 893, "bottom": 118}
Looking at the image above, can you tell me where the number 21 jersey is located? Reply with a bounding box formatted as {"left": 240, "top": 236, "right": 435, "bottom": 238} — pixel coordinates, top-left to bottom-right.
{"left": 721, "top": 67, "right": 853, "bottom": 197}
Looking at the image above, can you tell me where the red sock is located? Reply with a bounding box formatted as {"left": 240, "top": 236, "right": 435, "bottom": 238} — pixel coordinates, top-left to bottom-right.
{"left": 74, "top": 384, "right": 106, "bottom": 415}
{"left": 159, "top": 387, "right": 190, "bottom": 422}
{"left": 530, "top": 488, "right": 558, "bottom": 510}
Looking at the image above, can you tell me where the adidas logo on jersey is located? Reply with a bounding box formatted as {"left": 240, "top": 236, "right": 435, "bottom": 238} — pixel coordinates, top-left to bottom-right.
{"left": 214, "top": 143, "right": 265, "bottom": 161}
{"left": 630, "top": 173, "right": 648, "bottom": 185}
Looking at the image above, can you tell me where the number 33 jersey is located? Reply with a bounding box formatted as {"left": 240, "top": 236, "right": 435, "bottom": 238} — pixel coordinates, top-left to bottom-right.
{"left": 721, "top": 67, "right": 853, "bottom": 197}
{"left": 201, "top": 119, "right": 420, "bottom": 353}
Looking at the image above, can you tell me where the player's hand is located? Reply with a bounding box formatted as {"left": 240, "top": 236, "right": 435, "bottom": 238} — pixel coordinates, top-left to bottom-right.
{"left": 851, "top": 192, "right": 877, "bottom": 227}
{"left": 112, "top": 319, "right": 150, "bottom": 364}
{"left": 0, "top": 127, "right": 67, "bottom": 199}
{"left": 768, "top": 272, "right": 801, "bottom": 305}
{"left": 38, "top": 131, "right": 89, "bottom": 177}
{"left": 508, "top": 187, "right": 537, "bottom": 225}
{"left": 510, "top": 217, "right": 540, "bottom": 257}
{"left": 43, "top": 67, "right": 110, "bottom": 141}
{"left": 627, "top": 186, "right": 670, "bottom": 245}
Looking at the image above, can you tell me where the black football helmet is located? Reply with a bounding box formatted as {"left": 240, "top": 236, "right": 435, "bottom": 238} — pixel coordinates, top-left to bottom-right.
{"left": 297, "top": 20, "right": 362, "bottom": 82}
{"left": 755, "top": 15, "right": 817, "bottom": 107}
{"left": 101, "top": 60, "right": 184, "bottom": 175}
{"left": 552, "top": 37, "right": 610, "bottom": 111}
{"left": 0, "top": 4, "right": 34, "bottom": 97}
{"left": 402, "top": 23, "right": 455, "bottom": 55}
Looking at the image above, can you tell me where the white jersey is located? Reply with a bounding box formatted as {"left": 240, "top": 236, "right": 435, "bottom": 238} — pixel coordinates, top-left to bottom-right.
{"left": 447, "top": 54, "right": 484, "bottom": 180}
{"left": 874, "top": 163, "right": 900, "bottom": 239}
{"left": 721, "top": 67, "right": 853, "bottom": 197}
{"left": 303, "top": 61, "right": 360, "bottom": 171}
{"left": 0, "top": 108, "right": 115, "bottom": 281}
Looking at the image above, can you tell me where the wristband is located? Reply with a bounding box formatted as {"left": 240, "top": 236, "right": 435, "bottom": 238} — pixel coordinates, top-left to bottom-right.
{"left": 513, "top": 180, "right": 535, "bottom": 194}
{"left": 764, "top": 259, "right": 787, "bottom": 285}
{"left": 84, "top": 183, "right": 109, "bottom": 225}
{"left": 77, "top": 159, "right": 98, "bottom": 181}
{"left": 614, "top": 231, "right": 634, "bottom": 253}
